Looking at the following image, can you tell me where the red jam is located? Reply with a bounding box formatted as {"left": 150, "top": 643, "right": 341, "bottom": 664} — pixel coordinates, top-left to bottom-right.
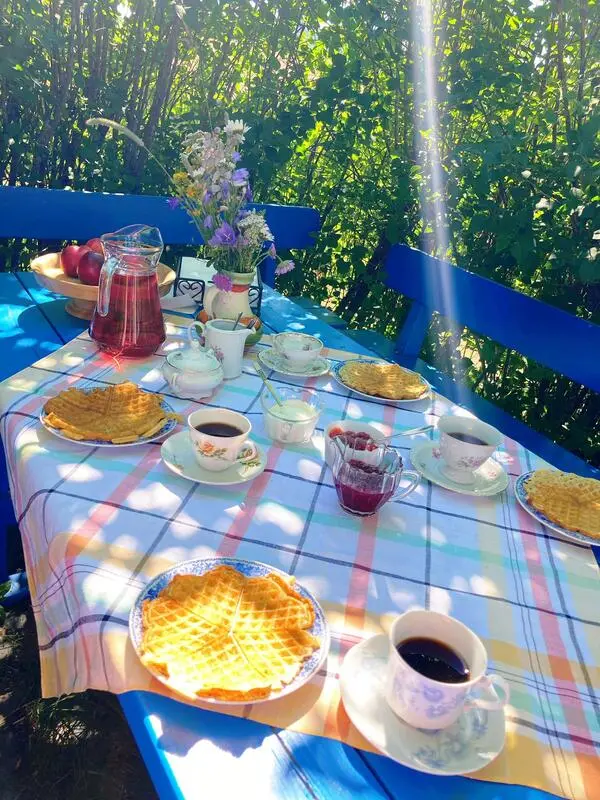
{"left": 329, "top": 428, "right": 378, "bottom": 451}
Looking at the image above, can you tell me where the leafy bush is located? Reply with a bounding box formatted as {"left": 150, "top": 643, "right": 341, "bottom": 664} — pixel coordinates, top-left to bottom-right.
{"left": 0, "top": 0, "right": 598, "bottom": 461}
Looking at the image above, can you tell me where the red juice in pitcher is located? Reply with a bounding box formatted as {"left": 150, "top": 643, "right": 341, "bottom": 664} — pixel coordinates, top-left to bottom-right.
{"left": 89, "top": 225, "right": 166, "bottom": 358}
{"left": 89, "top": 271, "right": 165, "bottom": 358}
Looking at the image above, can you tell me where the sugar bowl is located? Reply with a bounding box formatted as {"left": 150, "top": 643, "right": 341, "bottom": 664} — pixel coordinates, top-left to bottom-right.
{"left": 162, "top": 323, "right": 224, "bottom": 399}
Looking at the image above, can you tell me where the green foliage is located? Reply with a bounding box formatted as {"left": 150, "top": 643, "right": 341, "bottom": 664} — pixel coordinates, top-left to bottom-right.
{"left": 0, "top": 0, "right": 598, "bottom": 462}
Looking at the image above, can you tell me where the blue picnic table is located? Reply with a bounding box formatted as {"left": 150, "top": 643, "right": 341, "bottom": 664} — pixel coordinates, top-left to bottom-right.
{"left": 1, "top": 186, "right": 598, "bottom": 800}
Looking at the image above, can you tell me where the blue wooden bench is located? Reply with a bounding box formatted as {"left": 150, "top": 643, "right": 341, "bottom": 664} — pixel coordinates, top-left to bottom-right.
{"left": 368, "top": 244, "right": 599, "bottom": 479}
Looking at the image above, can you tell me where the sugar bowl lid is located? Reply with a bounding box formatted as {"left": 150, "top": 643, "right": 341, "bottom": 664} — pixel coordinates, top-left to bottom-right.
{"left": 166, "top": 337, "right": 221, "bottom": 373}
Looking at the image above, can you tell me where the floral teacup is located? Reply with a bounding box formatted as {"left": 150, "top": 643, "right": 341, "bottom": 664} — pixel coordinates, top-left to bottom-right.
{"left": 272, "top": 332, "right": 323, "bottom": 369}
{"left": 437, "top": 415, "right": 502, "bottom": 484}
{"left": 188, "top": 408, "right": 256, "bottom": 472}
{"left": 385, "top": 610, "right": 509, "bottom": 730}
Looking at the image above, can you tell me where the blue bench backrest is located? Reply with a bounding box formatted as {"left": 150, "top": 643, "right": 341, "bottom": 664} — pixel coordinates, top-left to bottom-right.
{"left": 385, "top": 245, "right": 600, "bottom": 394}
{"left": 0, "top": 187, "right": 321, "bottom": 285}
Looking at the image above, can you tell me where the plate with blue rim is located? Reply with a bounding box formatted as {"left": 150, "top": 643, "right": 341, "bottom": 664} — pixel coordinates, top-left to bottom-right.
{"left": 330, "top": 358, "right": 431, "bottom": 405}
{"left": 129, "top": 557, "right": 330, "bottom": 705}
{"left": 514, "top": 471, "right": 598, "bottom": 547}
{"left": 40, "top": 387, "right": 179, "bottom": 447}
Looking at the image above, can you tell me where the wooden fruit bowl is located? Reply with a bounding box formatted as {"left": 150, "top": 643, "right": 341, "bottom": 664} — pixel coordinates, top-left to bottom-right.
{"left": 31, "top": 253, "right": 176, "bottom": 320}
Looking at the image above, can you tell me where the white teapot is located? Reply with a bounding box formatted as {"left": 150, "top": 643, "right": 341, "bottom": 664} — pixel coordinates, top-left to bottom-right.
{"left": 162, "top": 324, "right": 224, "bottom": 399}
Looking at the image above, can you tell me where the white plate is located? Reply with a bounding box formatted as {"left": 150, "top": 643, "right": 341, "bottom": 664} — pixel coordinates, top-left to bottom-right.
{"left": 40, "top": 393, "right": 178, "bottom": 447}
{"left": 340, "top": 634, "right": 505, "bottom": 776}
{"left": 161, "top": 430, "right": 266, "bottom": 485}
{"left": 330, "top": 358, "right": 431, "bottom": 405}
{"left": 410, "top": 441, "right": 508, "bottom": 497}
{"left": 130, "top": 557, "right": 330, "bottom": 705}
{"left": 514, "top": 472, "right": 598, "bottom": 547}
{"left": 257, "top": 348, "right": 331, "bottom": 378}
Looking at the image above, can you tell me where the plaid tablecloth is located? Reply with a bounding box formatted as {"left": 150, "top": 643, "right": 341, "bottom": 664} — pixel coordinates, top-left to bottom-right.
{"left": 0, "top": 316, "right": 598, "bottom": 800}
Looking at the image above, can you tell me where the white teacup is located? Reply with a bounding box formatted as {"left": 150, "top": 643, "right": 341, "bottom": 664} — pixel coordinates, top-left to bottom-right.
{"left": 437, "top": 415, "right": 502, "bottom": 484}
{"left": 272, "top": 332, "right": 323, "bottom": 369}
{"left": 188, "top": 408, "right": 256, "bottom": 472}
{"left": 385, "top": 609, "right": 509, "bottom": 730}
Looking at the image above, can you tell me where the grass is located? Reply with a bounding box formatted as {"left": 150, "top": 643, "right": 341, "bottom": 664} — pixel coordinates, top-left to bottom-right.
{"left": 0, "top": 602, "right": 157, "bottom": 800}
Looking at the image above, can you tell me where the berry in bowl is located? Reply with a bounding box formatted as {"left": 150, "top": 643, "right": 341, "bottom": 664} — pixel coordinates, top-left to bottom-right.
{"left": 324, "top": 420, "right": 386, "bottom": 468}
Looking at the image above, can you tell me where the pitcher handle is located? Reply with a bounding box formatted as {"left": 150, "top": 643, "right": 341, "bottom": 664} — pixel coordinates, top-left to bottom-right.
{"left": 392, "top": 470, "right": 420, "bottom": 501}
{"left": 96, "top": 256, "right": 117, "bottom": 317}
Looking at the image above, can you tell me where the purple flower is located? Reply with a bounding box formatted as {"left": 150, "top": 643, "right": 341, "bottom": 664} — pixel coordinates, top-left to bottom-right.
{"left": 167, "top": 197, "right": 181, "bottom": 209}
{"left": 244, "top": 185, "right": 253, "bottom": 202}
{"left": 275, "top": 259, "right": 295, "bottom": 276}
{"left": 231, "top": 168, "right": 249, "bottom": 186}
{"left": 202, "top": 191, "right": 213, "bottom": 206}
{"left": 203, "top": 215, "right": 214, "bottom": 230}
{"left": 213, "top": 272, "right": 233, "bottom": 292}
{"left": 268, "top": 243, "right": 277, "bottom": 258}
{"left": 232, "top": 152, "right": 242, "bottom": 163}
{"left": 208, "top": 222, "right": 237, "bottom": 247}
{"left": 221, "top": 180, "right": 230, "bottom": 200}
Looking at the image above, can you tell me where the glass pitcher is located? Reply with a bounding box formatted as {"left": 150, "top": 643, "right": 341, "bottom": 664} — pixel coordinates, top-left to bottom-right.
{"left": 90, "top": 225, "right": 166, "bottom": 358}
{"left": 331, "top": 436, "right": 420, "bottom": 516}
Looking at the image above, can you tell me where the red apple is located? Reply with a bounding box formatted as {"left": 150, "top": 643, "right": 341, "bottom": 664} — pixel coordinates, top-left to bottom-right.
{"left": 60, "top": 244, "right": 90, "bottom": 278}
{"left": 86, "top": 237, "right": 104, "bottom": 255}
{"left": 78, "top": 251, "right": 104, "bottom": 285}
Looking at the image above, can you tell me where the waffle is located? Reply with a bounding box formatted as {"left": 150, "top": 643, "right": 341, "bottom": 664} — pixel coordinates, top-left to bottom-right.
{"left": 340, "top": 361, "right": 427, "bottom": 400}
{"left": 43, "top": 381, "right": 180, "bottom": 443}
{"left": 524, "top": 469, "right": 600, "bottom": 538}
{"left": 140, "top": 566, "right": 320, "bottom": 701}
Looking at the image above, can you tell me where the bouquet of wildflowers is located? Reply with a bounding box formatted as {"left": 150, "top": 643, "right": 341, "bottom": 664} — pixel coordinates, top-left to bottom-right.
{"left": 87, "top": 116, "right": 294, "bottom": 291}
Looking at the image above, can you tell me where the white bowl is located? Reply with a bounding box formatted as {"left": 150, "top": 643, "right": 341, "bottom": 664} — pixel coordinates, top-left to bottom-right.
{"left": 261, "top": 387, "right": 323, "bottom": 445}
{"left": 324, "top": 419, "right": 387, "bottom": 468}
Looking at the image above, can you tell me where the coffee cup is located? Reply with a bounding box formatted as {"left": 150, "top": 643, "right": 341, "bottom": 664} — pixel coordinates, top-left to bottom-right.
{"left": 272, "top": 332, "right": 323, "bottom": 369}
{"left": 384, "top": 609, "right": 509, "bottom": 730}
{"left": 188, "top": 408, "right": 256, "bottom": 472}
{"left": 437, "top": 415, "right": 502, "bottom": 484}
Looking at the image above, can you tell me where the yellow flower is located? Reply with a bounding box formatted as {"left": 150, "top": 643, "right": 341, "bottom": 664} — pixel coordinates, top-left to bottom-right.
{"left": 173, "top": 171, "right": 188, "bottom": 182}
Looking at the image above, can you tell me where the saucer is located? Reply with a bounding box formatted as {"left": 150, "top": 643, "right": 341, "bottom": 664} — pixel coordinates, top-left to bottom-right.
{"left": 410, "top": 441, "right": 508, "bottom": 497}
{"left": 257, "top": 348, "right": 331, "bottom": 377}
{"left": 339, "top": 634, "right": 506, "bottom": 776}
{"left": 161, "top": 430, "right": 266, "bottom": 486}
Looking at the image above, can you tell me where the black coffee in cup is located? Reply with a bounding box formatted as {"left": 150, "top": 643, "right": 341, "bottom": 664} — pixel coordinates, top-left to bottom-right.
{"left": 194, "top": 422, "right": 244, "bottom": 437}
{"left": 447, "top": 431, "right": 488, "bottom": 446}
{"left": 396, "top": 637, "right": 470, "bottom": 683}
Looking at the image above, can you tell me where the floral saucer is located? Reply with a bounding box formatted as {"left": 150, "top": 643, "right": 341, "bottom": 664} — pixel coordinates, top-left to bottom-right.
{"left": 257, "top": 348, "right": 331, "bottom": 378}
{"left": 161, "top": 430, "right": 266, "bottom": 486}
{"left": 340, "top": 634, "right": 506, "bottom": 776}
{"left": 410, "top": 441, "right": 508, "bottom": 497}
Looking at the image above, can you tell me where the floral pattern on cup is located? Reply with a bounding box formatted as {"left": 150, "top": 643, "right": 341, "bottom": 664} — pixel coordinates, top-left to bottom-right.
{"left": 188, "top": 408, "right": 254, "bottom": 472}
{"left": 195, "top": 441, "right": 228, "bottom": 459}
{"left": 384, "top": 610, "right": 509, "bottom": 730}
{"left": 437, "top": 416, "right": 502, "bottom": 484}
